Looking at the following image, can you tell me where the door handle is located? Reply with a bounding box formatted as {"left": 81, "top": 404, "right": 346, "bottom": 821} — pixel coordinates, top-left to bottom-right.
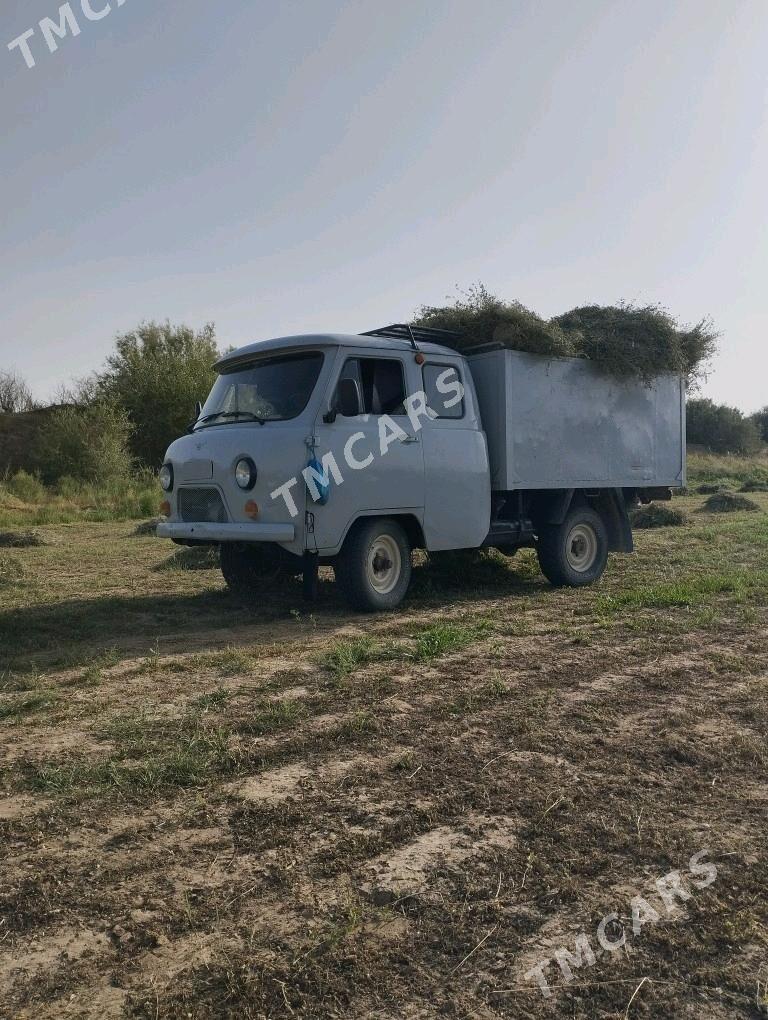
{"left": 401, "top": 434, "right": 420, "bottom": 444}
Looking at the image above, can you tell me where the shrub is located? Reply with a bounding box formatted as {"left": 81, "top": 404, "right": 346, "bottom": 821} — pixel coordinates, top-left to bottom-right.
{"left": 5, "top": 470, "right": 46, "bottom": 503}
{"left": 751, "top": 406, "right": 768, "bottom": 444}
{"left": 96, "top": 321, "right": 218, "bottom": 467}
{"left": 631, "top": 504, "right": 687, "bottom": 528}
{"left": 686, "top": 399, "right": 762, "bottom": 455}
{"left": 703, "top": 492, "right": 760, "bottom": 513}
{"left": 740, "top": 478, "right": 768, "bottom": 493}
{"left": 33, "top": 402, "right": 133, "bottom": 484}
{"left": 0, "top": 370, "right": 34, "bottom": 413}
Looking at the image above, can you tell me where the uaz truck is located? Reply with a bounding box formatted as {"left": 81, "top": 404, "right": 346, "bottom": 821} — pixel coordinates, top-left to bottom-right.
{"left": 157, "top": 325, "right": 685, "bottom": 611}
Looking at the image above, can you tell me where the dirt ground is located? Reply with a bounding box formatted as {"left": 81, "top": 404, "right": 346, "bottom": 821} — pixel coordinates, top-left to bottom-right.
{"left": 1, "top": 493, "right": 767, "bottom": 1018}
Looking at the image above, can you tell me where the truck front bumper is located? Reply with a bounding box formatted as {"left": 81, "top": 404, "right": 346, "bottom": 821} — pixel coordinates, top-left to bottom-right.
{"left": 157, "top": 522, "right": 296, "bottom": 543}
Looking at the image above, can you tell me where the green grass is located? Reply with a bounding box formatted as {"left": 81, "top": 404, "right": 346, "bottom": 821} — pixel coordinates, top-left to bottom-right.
{"left": 593, "top": 570, "right": 763, "bottom": 613}
{"left": 0, "top": 471, "right": 160, "bottom": 528}
{"left": 412, "top": 619, "right": 490, "bottom": 660}
{"left": 240, "top": 698, "right": 302, "bottom": 736}
{"left": 319, "top": 637, "right": 384, "bottom": 677}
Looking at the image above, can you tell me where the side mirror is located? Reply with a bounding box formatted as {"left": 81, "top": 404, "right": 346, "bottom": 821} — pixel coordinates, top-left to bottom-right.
{"left": 324, "top": 378, "right": 361, "bottom": 423}
{"left": 187, "top": 400, "right": 203, "bottom": 433}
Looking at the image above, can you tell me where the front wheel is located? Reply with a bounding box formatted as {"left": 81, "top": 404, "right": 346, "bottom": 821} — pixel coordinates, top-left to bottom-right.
{"left": 536, "top": 507, "right": 608, "bottom": 587}
{"left": 334, "top": 518, "right": 412, "bottom": 612}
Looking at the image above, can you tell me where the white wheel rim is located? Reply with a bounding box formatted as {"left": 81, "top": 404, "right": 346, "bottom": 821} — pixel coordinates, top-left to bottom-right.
{"left": 366, "top": 534, "right": 402, "bottom": 595}
{"left": 566, "top": 523, "right": 598, "bottom": 572}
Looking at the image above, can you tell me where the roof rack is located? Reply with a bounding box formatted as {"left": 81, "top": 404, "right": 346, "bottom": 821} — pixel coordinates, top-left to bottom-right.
{"left": 360, "top": 323, "right": 461, "bottom": 351}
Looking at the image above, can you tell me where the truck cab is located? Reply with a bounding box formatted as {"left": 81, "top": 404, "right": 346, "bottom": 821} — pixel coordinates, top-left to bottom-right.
{"left": 157, "top": 329, "right": 491, "bottom": 609}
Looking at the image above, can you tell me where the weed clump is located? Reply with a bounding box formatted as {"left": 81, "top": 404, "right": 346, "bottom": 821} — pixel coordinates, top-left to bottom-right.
{"left": 703, "top": 492, "right": 760, "bottom": 514}
{"left": 740, "top": 478, "right": 768, "bottom": 493}
{"left": 631, "top": 504, "right": 688, "bottom": 529}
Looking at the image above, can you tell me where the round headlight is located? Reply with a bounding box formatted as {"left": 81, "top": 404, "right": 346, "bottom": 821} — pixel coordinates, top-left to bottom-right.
{"left": 159, "top": 463, "right": 173, "bottom": 492}
{"left": 235, "top": 457, "right": 257, "bottom": 490}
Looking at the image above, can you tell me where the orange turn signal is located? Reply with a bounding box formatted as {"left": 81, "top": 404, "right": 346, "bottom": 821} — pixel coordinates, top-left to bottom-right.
{"left": 244, "top": 500, "right": 259, "bottom": 519}
{"left": 159, "top": 500, "right": 171, "bottom": 517}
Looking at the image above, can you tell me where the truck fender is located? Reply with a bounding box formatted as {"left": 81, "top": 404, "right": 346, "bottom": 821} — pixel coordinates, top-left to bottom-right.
{"left": 588, "top": 488, "right": 634, "bottom": 553}
{"left": 543, "top": 489, "right": 576, "bottom": 526}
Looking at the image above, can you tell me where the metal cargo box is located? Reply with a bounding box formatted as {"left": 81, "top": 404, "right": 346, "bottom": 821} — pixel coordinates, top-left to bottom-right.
{"left": 467, "top": 348, "right": 686, "bottom": 491}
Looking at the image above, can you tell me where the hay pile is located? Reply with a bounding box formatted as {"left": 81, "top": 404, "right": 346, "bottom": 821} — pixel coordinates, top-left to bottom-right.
{"left": 631, "top": 504, "right": 687, "bottom": 529}
{"left": 703, "top": 492, "right": 759, "bottom": 514}
{"left": 415, "top": 285, "right": 718, "bottom": 385}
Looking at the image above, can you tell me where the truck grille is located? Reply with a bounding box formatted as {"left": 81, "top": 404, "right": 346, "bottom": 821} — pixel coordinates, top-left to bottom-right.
{"left": 178, "top": 487, "right": 228, "bottom": 523}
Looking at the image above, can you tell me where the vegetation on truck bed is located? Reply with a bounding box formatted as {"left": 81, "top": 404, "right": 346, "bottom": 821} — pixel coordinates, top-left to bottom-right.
{"left": 415, "top": 284, "right": 719, "bottom": 383}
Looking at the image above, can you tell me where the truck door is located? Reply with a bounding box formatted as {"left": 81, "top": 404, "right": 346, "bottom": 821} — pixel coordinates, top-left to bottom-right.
{"left": 310, "top": 351, "right": 425, "bottom": 553}
{"left": 420, "top": 359, "right": 491, "bottom": 551}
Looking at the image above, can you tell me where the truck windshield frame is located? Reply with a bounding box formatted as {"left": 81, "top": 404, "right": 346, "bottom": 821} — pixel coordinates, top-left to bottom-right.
{"left": 195, "top": 351, "right": 325, "bottom": 429}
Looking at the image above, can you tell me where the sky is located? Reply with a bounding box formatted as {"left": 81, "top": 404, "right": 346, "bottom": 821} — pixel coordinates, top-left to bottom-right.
{"left": 1, "top": 0, "right": 767, "bottom": 411}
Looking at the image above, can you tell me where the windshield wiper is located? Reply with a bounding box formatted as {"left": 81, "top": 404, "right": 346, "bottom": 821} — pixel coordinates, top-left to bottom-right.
{"left": 195, "top": 410, "right": 267, "bottom": 427}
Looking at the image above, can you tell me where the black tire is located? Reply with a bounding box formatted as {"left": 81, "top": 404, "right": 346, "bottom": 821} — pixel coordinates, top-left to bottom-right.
{"left": 536, "top": 507, "right": 608, "bottom": 587}
{"left": 220, "top": 542, "right": 295, "bottom": 593}
{"left": 334, "top": 518, "right": 412, "bottom": 612}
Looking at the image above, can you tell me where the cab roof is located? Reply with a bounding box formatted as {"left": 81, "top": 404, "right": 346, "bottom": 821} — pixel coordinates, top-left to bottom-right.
{"left": 214, "top": 333, "right": 461, "bottom": 371}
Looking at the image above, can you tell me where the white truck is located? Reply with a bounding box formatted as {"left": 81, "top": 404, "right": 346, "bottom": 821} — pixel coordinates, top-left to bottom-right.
{"left": 157, "top": 325, "right": 686, "bottom": 611}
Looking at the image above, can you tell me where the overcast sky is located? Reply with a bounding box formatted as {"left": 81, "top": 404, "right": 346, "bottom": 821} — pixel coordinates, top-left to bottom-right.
{"left": 1, "top": 0, "right": 767, "bottom": 410}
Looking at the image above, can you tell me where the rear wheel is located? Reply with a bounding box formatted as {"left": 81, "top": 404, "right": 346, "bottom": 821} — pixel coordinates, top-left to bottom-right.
{"left": 536, "top": 507, "right": 608, "bottom": 587}
{"left": 335, "top": 518, "right": 412, "bottom": 612}
{"left": 220, "top": 542, "right": 295, "bottom": 593}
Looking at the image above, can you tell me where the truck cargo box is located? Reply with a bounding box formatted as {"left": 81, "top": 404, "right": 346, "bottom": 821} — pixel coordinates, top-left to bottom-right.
{"left": 467, "top": 348, "right": 686, "bottom": 491}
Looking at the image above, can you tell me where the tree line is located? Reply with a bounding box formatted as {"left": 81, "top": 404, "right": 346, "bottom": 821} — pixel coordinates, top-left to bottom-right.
{"left": 1, "top": 321, "right": 766, "bottom": 490}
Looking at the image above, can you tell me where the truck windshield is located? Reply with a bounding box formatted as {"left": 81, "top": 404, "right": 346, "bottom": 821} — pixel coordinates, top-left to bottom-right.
{"left": 195, "top": 352, "right": 324, "bottom": 428}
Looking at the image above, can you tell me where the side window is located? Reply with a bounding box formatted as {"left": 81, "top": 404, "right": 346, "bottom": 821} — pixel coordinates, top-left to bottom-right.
{"left": 337, "top": 357, "right": 407, "bottom": 415}
{"left": 423, "top": 364, "right": 464, "bottom": 419}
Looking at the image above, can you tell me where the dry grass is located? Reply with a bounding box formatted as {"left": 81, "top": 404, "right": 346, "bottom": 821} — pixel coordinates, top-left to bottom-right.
{"left": 0, "top": 488, "right": 767, "bottom": 1018}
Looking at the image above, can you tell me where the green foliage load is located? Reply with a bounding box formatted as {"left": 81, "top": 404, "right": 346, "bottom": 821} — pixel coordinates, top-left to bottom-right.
{"left": 33, "top": 402, "right": 133, "bottom": 484}
{"left": 686, "top": 398, "right": 762, "bottom": 456}
{"left": 631, "top": 504, "right": 688, "bottom": 528}
{"left": 96, "top": 321, "right": 219, "bottom": 468}
{"left": 414, "top": 285, "right": 719, "bottom": 385}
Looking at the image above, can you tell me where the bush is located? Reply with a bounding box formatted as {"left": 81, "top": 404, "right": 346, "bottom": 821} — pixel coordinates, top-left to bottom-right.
{"left": 414, "top": 286, "right": 718, "bottom": 383}
{"left": 5, "top": 470, "right": 46, "bottom": 503}
{"left": 686, "top": 399, "right": 762, "bottom": 455}
{"left": 631, "top": 504, "right": 687, "bottom": 528}
{"left": 751, "top": 406, "right": 768, "bottom": 444}
{"left": 702, "top": 492, "right": 759, "bottom": 514}
{"left": 740, "top": 478, "right": 768, "bottom": 493}
{"left": 33, "top": 402, "right": 133, "bottom": 485}
{"left": 96, "top": 321, "right": 218, "bottom": 467}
